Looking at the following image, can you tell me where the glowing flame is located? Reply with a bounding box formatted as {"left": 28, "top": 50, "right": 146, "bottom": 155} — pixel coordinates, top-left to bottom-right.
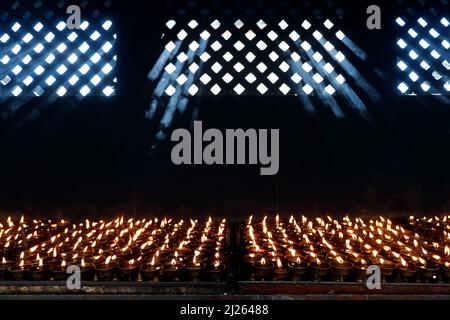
{"left": 105, "top": 256, "right": 112, "bottom": 266}
{"left": 400, "top": 257, "right": 408, "bottom": 267}
{"left": 445, "top": 245, "right": 450, "bottom": 256}
{"left": 260, "top": 258, "right": 266, "bottom": 266}
{"left": 171, "top": 258, "right": 176, "bottom": 266}
{"left": 276, "top": 258, "right": 283, "bottom": 269}
{"left": 62, "top": 260, "right": 66, "bottom": 268}
{"left": 336, "top": 256, "right": 344, "bottom": 264}
{"left": 296, "top": 257, "right": 301, "bottom": 264}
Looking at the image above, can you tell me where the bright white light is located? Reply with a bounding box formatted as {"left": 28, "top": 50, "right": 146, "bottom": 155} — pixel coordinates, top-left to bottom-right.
{"left": 235, "top": 19, "right": 244, "bottom": 29}
{"left": 222, "top": 73, "right": 233, "bottom": 83}
{"left": 200, "top": 52, "right": 211, "bottom": 62}
{"left": 80, "top": 21, "right": 89, "bottom": 31}
{"left": 257, "top": 19, "right": 267, "bottom": 29}
{"left": 34, "top": 65, "right": 45, "bottom": 75}
{"left": 166, "top": 20, "right": 176, "bottom": 29}
{"left": 302, "top": 84, "right": 313, "bottom": 95}
{"left": 57, "top": 43, "right": 67, "bottom": 53}
{"left": 409, "top": 50, "right": 418, "bottom": 60}
{"left": 418, "top": 18, "right": 427, "bottom": 27}
{"left": 176, "top": 74, "right": 187, "bottom": 85}
{"left": 279, "top": 20, "right": 288, "bottom": 30}
{"left": 267, "top": 73, "right": 279, "bottom": 84}
{"left": 397, "top": 39, "right": 407, "bottom": 49}
{"left": 302, "top": 62, "right": 313, "bottom": 73}
{"left": 430, "top": 50, "right": 440, "bottom": 59}
{"left": 68, "top": 32, "right": 78, "bottom": 42}
{"left": 313, "top": 52, "right": 323, "bottom": 62}
{"left": 69, "top": 75, "right": 79, "bottom": 85}
{"left": 45, "top": 32, "right": 55, "bottom": 42}
{"left": 445, "top": 82, "right": 450, "bottom": 91}
{"left": 432, "top": 71, "right": 442, "bottom": 80}
{"left": 441, "top": 18, "right": 449, "bottom": 27}
{"left": 420, "top": 60, "right": 430, "bottom": 70}
{"left": 336, "top": 30, "right": 345, "bottom": 40}
{"left": 245, "top": 73, "right": 256, "bottom": 83}
{"left": 302, "top": 20, "right": 311, "bottom": 30}
{"left": 246, "top": 52, "right": 256, "bottom": 62}
{"left": 398, "top": 82, "right": 408, "bottom": 93}
{"left": 1, "top": 76, "right": 11, "bottom": 86}
{"left": 408, "top": 28, "right": 418, "bottom": 38}
{"left": 267, "top": 30, "right": 278, "bottom": 41}
{"left": 257, "top": 62, "right": 267, "bottom": 73}
{"left": 80, "top": 85, "right": 91, "bottom": 96}
{"left": 23, "top": 33, "right": 33, "bottom": 43}
{"left": 1, "top": 55, "right": 10, "bottom": 64}
{"left": 90, "top": 31, "right": 101, "bottom": 41}
{"left": 279, "top": 83, "right": 290, "bottom": 95}
{"left": 188, "top": 20, "right": 198, "bottom": 29}
{"left": 165, "top": 85, "right": 176, "bottom": 96}
{"left": 33, "top": 86, "right": 44, "bottom": 96}
{"left": 301, "top": 41, "right": 311, "bottom": 51}
{"left": 397, "top": 60, "right": 408, "bottom": 71}
{"left": 324, "top": 19, "right": 334, "bottom": 29}
{"left": 313, "top": 31, "right": 323, "bottom": 40}
{"left": 291, "top": 52, "right": 300, "bottom": 62}
{"left": 23, "top": 76, "right": 33, "bottom": 86}
{"left": 396, "top": 17, "right": 406, "bottom": 27}
{"left": 234, "top": 41, "right": 245, "bottom": 51}
{"left": 222, "top": 30, "right": 232, "bottom": 40}
{"left": 165, "top": 63, "right": 176, "bottom": 74}
{"left": 324, "top": 41, "right": 334, "bottom": 51}
{"left": 322, "top": 84, "right": 335, "bottom": 95}
{"left": 165, "top": 41, "right": 176, "bottom": 52}
{"left": 56, "top": 22, "right": 66, "bottom": 31}
{"left": 291, "top": 73, "right": 302, "bottom": 84}
{"left": 289, "top": 31, "right": 300, "bottom": 42}
{"left": 421, "top": 82, "right": 430, "bottom": 92}
{"left": 429, "top": 28, "right": 439, "bottom": 38}
{"left": 91, "top": 75, "right": 102, "bottom": 86}
{"left": 313, "top": 73, "right": 324, "bottom": 84}
{"left": 443, "top": 40, "right": 450, "bottom": 49}
{"left": 187, "top": 84, "right": 198, "bottom": 96}
{"left": 102, "top": 41, "right": 113, "bottom": 53}
{"left": 56, "top": 86, "right": 67, "bottom": 96}
{"left": 234, "top": 83, "right": 245, "bottom": 95}
{"left": 79, "top": 64, "right": 90, "bottom": 75}
{"left": 234, "top": 62, "right": 244, "bottom": 73}
{"left": 200, "top": 74, "right": 211, "bottom": 85}
{"left": 210, "top": 84, "right": 221, "bottom": 95}
{"left": 419, "top": 39, "right": 429, "bottom": 49}
{"left": 12, "top": 22, "right": 21, "bottom": 32}
{"left": 177, "top": 29, "right": 187, "bottom": 40}
{"left": 279, "top": 41, "right": 289, "bottom": 52}
{"left": 12, "top": 86, "right": 22, "bottom": 96}
{"left": 200, "top": 30, "right": 210, "bottom": 40}
{"left": 56, "top": 65, "right": 68, "bottom": 75}
{"left": 245, "top": 30, "right": 256, "bottom": 41}
{"left": 335, "top": 51, "right": 345, "bottom": 62}
{"left": 324, "top": 63, "right": 334, "bottom": 73}
{"left": 336, "top": 74, "right": 346, "bottom": 85}
{"left": 11, "top": 44, "right": 21, "bottom": 55}
{"left": 211, "top": 20, "right": 221, "bottom": 30}
{"left": 103, "top": 86, "right": 114, "bottom": 96}
{"left": 223, "top": 52, "right": 233, "bottom": 62}
{"left": 211, "top": 62, "right": 222, "bottom": 73}
{"left": 68, "top": 53, "right": 78, "bottom": 64}
{"left": 279, "top": 61, "right": 289, "bottom": 72}
{"left": 33, "top": 43, "right": 44, "bottom": 54}
{"left": 409, "top": 71, "right": 419, "bottom": 82}
{"left": 211, "top": 41, "right": 222, "bottom": 51}
{"left": 0, "top": 33, "right": 10, "bottom": 43}
{"left": 42, "top": 56, "right": 55, "bottom": 69}
{"left": 189, "top": 41, "right": 199, "bottom": 51}
{"left": 257, "top": 40, "right": 267, "bottom": 50}
{"left": 443, "top": 60, "right": 450, "bottom": 70}
{"left": 257, "top": 83, "right": 268, "bottom": 94}
{"left": 45, "top": 75, "right": 56, "bottom": 86}
{"left": 12, "top": 65, "right": 22, "bottom": 75}
{"left": 22, "top": 55, "right": 31, "bottom": 65}
{"left": 90, "top": 53, "right": 101, "bottom": 64}
{"left": 102, "top": 20, "right": 113, "bottom": 31}
{"left": 177, "top": 52, "right": 188, "bottom": 63}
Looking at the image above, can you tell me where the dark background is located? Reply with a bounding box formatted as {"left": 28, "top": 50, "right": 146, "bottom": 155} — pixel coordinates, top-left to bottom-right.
{"left": 0, "top": 0, "right": 449, "bottom": 218}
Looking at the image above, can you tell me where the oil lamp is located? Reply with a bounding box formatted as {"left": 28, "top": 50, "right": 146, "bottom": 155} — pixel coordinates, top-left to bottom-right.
{"left": 287, "top": 257, "right": 308, "bottom": 281}
{"left": 330, "top": 256, "right": 353, "bottom": 282}
{"left": 205, "top": 260, "right": 226, "bottom": 282}
{"left": 51, "top": 260, "right": 68, "bottom": 281}
{"left": 118, "top": 258, "right": 140, "bottom": 282}
{"left": 0, "top": 257, "right": 14, "bottom": 280}
{"left": 186, "top": 253, "right": 204, "bottom": 282}
{"left": 272, "top": 258, "right": 288, "bottom": 281}
{"left": 10, "top": 260, "right": 30, "bottom": 281}
{"left": 398, "top": 256, "right": 418, "bottom": 282}
{"left": 253, "top": 258, "right": 274, "bottom": 281}
{"left": 140, "top": 256, "right": 161, "bottom": 282}
{"left": 95, "top": 256, "right": 118, "bottom": 281}
{"left": 163, "top": 258, "right": 183, "bottom": 281}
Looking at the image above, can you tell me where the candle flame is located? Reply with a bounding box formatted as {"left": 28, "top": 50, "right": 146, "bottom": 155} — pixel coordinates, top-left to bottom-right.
{"left": 276, "top": 258, "right": 282, "bottom": 269}
{"left": 260, "top": 258, "right": 266, "bottom": 266}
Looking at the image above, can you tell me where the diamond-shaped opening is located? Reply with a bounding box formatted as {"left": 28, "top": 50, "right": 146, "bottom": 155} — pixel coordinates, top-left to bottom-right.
{"left": 234, "top": 41, "right": 245, "bottom": 51}
{"left": 177, "top": 52, "right": 188, "bottom": 63}
{"left": 257, "top": 40, "right": 267, "bottom": 50}
{"left": 188, "top": 20, "right": 198, "bottom": 29}
{"left": 303, "top": 84, "right": 313, "bottom": 94}
{"left": 291, "top": 73, "right": 302, "bottom": 84}
{"left": 279, "top": 61, "right": 290, "bottom": 73}
{"left": 210, "top": 84, "right": 221, "bottom": 95}
{"left": 212, "top": 62, "right": 223, "bottom": 73}
{"left": 257, "top": 83, "right": 268, "bottom": 94}
{"left": 291, "top": 52, "right": 301, "bottom": 62}
{"left": 245, "top": 73, "right": 256, "bottom": 83}
{"left": 200, "top": 30, "right": 211, "bottom": 40}
{"left": 223, "top": 52, "right": 233, "bottom": 62}
{"left": 245, "top": 30, "right": 256, "bottom": 41}
{"left": 324, "top": 19, "right": 334, "bottom": 29}
{"left": 165, "top": 63, "right": 176, "bottom": 74}
{"left": 257, "top": 62, "right": 267, "bottom": 73}
{"left": 211, "top": 41, "right": 222, "bottom": 51}
{"left": 325, "top": 84, "right": 336, "bottom": 95}
{"left": 269, "top": 51, "right": 279, "bottom": 61}
{"left": 177, "top": 74, "right": 188, "bottom": 85}
{"left": 313, "top": 52, "right": 323, "bottom": 62}
{"left": 200, "top": 73, "right": 212, "bottom": 85}
{"left": 189, "top": 63, "right": 199, "bottom": 73}
{"left": 267, "top": 72, "right": 279, "bottom": 84}
{"left": 234, "top": 19, "right": 244, "bottom": 29}
{"left": 166, "top": 20, "right": 176, "bottom": 29}
{"left": 189, "top": 41, "right": 200, "bottom": 51}
{"left": 279, "top": 41, "right": 289, "bottom": 52}
{"left": 246, "top": 52, "right": 256, "bottom": 62}
{"left": 301, "top": 41, "right": 311, "bottom": 51}
{"left": 234, "top": 62, "right": 244, "bottom": 72}
{"left": 257, "top": 19, "right": 267, "bottom": 29}
{"left": 289, "top": 31, "right": 300, "bottom": 42}
{"left": 188, "top": 84, "right": 198, "bottom": 95}
{"left": 302, "top": 62, "right": 313, "bottom": 73}
{"left": 267, "top": 30, "right": 278, "bottom": 41}
{"left": 234, "top": 83, "right": 245, "bottom": 95}
{"left": 200, "top": 52, "right": 211, "bottom": 62}
{"left": 313, "top": 73, "right": 324, "bottom": 84}
{"left": 279, "top": 20, "right": 288, "bottom": 30}
{"left": 211, "top": 20, "right": 221, "bottom": 29}
{"left": 324, "top": 63, "right": 335, "bottom": 73}
{"left": 302, "top": 20, "right": 311, "bottom": 30}
{"left": 222, "top": 73, "right": 233, "bottom": 83}
{"left": 222, "top": 30, "right": 232, "bottom": 40}
{"left": 177, "top": 29, "right": 187, "bottom": 40}
{"left": 279, "top": 83, "right": 290, "bottom": 95}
